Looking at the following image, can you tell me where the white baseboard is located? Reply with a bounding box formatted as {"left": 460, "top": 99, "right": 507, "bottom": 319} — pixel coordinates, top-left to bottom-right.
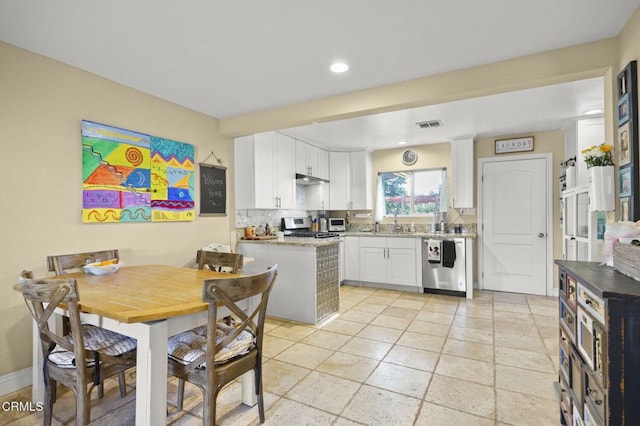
{"left": 0, "top": 367, "right": 31, "bottom": 397}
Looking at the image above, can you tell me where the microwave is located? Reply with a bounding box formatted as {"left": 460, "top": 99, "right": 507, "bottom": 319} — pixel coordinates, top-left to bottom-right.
{"left": 328, "top": 218, "right": 346, "bottom": 232}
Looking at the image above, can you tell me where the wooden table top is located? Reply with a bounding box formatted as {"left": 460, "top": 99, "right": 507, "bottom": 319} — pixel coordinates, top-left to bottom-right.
{"left": 15, "top": 265, "right": 239, "bottom": 324}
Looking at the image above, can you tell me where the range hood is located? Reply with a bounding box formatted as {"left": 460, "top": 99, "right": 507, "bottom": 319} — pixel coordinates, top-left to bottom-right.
{"left": 295, "top": 173, "right": 329, "bottom": 185}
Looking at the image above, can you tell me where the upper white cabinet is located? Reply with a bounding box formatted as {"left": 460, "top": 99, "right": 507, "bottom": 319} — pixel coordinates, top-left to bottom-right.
{"left": 450, "top": 138, "right": 474, "bottom": 208}
{"left": 296, "top": 140, "right": 329, "bottom": 180}
{"left": 329, "top": 152, "right": 350, "bottom": 210}
{"left": 350, "top": 151, "right": 373, "bottom": 210}
{"left": 234, "top": 132, "right": 296, "bottom": 209}
{"left": 329, "top": 151, "right": 372, "bottom": 210}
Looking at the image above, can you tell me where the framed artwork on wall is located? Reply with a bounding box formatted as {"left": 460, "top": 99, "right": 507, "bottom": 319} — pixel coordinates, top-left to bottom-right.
{"left": 619, "top": 166, "right": 632, "bottom": 197}
{"left": 617, "top": 61, "right": 639, "bottom": 221}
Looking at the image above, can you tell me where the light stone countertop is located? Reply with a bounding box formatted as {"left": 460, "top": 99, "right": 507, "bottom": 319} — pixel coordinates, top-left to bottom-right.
{"left": 237, "top": 233, "right": 477, "bottom": 247}
{"left": 343, "top": 232, "right": 477, "bottom": 239}
{"left": 237, "top": 237, "right": 340, "bottom": 247}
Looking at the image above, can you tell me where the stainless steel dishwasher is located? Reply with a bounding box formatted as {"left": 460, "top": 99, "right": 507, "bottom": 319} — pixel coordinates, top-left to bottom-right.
{"left": 421, "top": 237, "right": 466, "bottom": 296}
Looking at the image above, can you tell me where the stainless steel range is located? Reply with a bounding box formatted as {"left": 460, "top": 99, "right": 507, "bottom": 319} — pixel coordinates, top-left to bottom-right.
{"left": 281, "top": 217, "right": 340, "bottom": 239}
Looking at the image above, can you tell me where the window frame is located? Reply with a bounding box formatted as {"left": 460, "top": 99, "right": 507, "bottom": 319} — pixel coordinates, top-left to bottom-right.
{"left": 378, "top": 167, "right": 448, "bottom": 217}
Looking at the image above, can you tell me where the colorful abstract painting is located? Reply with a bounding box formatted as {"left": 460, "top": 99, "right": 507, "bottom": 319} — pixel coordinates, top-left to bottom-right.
{"left": 82, "top": 120, "right": 195, "bottom": 223}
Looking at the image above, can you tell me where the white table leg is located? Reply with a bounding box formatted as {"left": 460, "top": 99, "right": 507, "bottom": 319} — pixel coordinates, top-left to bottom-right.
{"left": 134, "top": 320, "right": 168, "bottom": 426}
{"left": 241, "top": 371, "right": 257, "bottom": 406}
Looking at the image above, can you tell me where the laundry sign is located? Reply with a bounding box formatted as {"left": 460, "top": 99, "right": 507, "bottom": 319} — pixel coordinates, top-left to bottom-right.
{"left": 495, "top": 136, "right": 534, "bottom": 154}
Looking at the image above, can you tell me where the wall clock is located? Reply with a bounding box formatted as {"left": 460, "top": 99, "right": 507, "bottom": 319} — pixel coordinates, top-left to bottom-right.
{"left": 401, "top": 149, "right": 418, "bottom": 165}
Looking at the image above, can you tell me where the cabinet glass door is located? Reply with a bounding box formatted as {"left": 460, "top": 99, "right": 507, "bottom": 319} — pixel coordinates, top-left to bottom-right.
{"left": 565, "top": 192, "right": 576, "bottom": 237}
{"left": 577, "top": 191, "right": 589, "bottom": 238}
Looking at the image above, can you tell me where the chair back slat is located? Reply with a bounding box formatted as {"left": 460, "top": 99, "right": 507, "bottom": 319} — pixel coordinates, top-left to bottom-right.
{"left": 196, "top": 250, "right": 243, "bottom": 273}
{"left": 203, "top": 265, "right": 277, "bottom": 355}
{"left": 47, "top": 250, "right": 119, "bottom": 274}
{"left": 20, "top": 278, "right": 86, "bottom": 361}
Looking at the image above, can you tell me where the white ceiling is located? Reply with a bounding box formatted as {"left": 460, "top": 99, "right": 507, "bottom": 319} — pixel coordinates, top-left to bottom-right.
{"left": 0, "top": 1, "right": 636, "bottom": 150}
{"left": 280, "top": 77, "right": 605, "bottom": 151}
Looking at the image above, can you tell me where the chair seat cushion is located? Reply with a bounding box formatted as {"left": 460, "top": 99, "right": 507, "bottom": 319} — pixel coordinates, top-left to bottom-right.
{"left": 168, "top": 322, "right": 255, "bottom": 367}
{"left": 48, "top": 325, "right": 137, "bottom": 368}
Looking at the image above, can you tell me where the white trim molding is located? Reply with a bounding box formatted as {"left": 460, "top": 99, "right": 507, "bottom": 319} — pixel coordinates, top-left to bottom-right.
{"left": 0, "top": 367, "right": 31, "bottom": 397}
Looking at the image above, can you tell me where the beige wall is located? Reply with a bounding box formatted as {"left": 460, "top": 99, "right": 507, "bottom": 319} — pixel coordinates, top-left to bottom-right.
{"left": 0, "top": 41, "right": 233, "bottom": 376}
{"left": 618, "top": 6, "right": 640, "bottom": 200}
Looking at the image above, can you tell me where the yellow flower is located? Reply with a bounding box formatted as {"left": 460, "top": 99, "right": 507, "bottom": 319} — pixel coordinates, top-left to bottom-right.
{"left": 582, "top": 142, "right": 614, "bottom": 168}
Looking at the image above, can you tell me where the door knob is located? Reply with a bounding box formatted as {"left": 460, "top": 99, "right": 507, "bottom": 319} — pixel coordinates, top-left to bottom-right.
{"left": 538, "top": 233, "right": 546, "bottom": 238}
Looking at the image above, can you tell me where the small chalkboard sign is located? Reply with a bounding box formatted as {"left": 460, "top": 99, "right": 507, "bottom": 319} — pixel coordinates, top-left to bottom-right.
{"left": 199, "top": 163, "right": 226, "bottom": 216}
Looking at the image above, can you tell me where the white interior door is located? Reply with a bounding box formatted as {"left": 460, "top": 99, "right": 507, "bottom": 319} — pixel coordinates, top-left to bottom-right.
{"left": 481, "top": 157, "right": 549, "bottom": 295}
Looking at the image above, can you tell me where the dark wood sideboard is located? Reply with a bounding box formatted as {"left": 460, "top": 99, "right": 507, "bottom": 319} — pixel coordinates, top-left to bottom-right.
{"left": 555, "top": 260, "right": 640, "bottom": 425}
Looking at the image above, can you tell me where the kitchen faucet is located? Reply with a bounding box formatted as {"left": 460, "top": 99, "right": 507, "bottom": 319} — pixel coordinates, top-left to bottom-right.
{"left": 393, "top": 213, "right": 398, "bottom": 233}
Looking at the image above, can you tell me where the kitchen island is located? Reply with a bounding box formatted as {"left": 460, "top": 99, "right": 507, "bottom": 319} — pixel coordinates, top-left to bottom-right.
{"left": 237, "top": 238, "right": 339, "bottom": 324}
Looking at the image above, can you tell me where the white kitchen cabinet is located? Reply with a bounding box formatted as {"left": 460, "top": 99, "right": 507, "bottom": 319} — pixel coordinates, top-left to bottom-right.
{"left": 562, "top": 185, "right": 603, "bottom": 261}
{"left": 329, "top": 152, "right": 351, "bottom": 210}
{"left": 344, "top": 236, "right": 360, "bottom": 281}
{"left": 350, "top": 151, "right": 372, "bottom": 210}
{"left": 234, "top": 132, "right": 295, "bottom": 209}
{"left": 339, "top": 238, "right": 345, "bottom": 283}
{"left": 329, "top": 151, "right": 372, "bottom": 210}
{"left": 359, "top": 238, "right": 387, "bottom": 283}
{"left": 358, "top": 237, "right": 417, "bottom": 286}
{"left": 296, "top": 140, "right": 329, "bottom": 180}
{"left": 451, "top": 138, "right": 474, "bottom": 208}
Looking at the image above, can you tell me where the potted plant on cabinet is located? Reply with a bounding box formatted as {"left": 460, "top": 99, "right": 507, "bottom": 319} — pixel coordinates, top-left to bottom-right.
{"left": 582, "top": 143, "right": 615, "bottom": 211}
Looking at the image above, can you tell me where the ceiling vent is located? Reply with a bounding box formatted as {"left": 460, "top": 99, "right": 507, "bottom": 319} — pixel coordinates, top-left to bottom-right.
{"left": 416, "top": 119, "right": 443, "bottom": 129}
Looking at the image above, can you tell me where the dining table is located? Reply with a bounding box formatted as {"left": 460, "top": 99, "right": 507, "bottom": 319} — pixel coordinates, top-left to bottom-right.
{"left": 17, "top": 264, "right": 257, "bottom": 426}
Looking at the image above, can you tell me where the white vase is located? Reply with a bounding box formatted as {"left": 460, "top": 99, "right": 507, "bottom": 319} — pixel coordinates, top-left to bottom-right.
{"left": 565, "top": 166, "right": 576, "bottom": 188}
{"left": 589, "top": 166, "right": 615, "bottom": 211}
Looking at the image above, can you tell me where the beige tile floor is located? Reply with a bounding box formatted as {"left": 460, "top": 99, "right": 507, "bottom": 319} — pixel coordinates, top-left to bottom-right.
{"left": 1, "top": 286, "right": 560, "bottom": 425}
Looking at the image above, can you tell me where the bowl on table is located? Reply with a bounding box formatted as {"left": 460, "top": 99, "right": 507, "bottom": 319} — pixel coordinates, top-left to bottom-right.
{"left": 83, "top": 260, "right": 121, "bottom": 275}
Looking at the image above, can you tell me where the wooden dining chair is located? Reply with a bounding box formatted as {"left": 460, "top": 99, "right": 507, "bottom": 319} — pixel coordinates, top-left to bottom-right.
{"left": 196, "top": 250, "right": 244, "bottom": 273}
{"left": 167, "top": 265, "right": 278, "bottom": 425}
{"left": 47, "top": 249, "right": 119, "bottom": 275}
{"left": 19, "top": 276, "right": 137, "bottom": 426}
{"left": 46, "top": 249, "right": 128, "bottom": 398}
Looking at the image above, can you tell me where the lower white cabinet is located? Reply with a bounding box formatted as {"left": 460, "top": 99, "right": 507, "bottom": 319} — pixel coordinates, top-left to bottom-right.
{"left": 358, "top": 237, "right": 417, "bottom": 286}
{"left": 344, "top": 236, "right": 360, "bottom": 281}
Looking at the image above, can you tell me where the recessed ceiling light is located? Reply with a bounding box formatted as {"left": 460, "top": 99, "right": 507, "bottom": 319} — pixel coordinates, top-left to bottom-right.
{"left": 398, "top": 141, "right": 408, "bottom": 145}
{"left": 330, "top": 62, "right": 349, "bottom": 73}
{"left": 584, "top": 109, "right": 603, "bottom": 115}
